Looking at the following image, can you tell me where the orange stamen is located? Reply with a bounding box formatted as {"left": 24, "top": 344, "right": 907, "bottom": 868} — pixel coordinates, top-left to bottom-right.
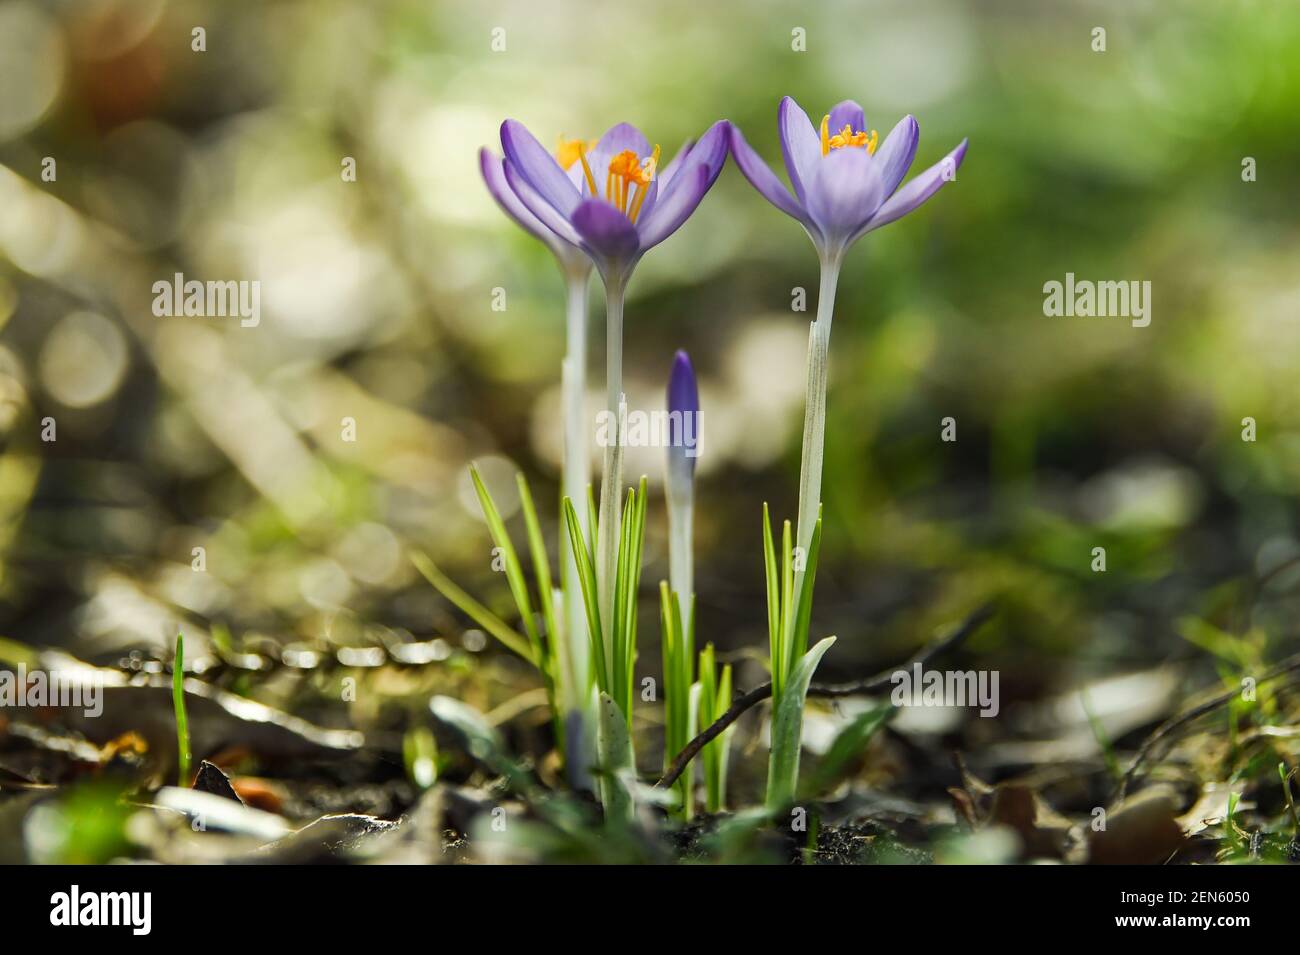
{"left": 605, "top": 146, "right": 660, "bottom": 219}
{"left": 820, "top": 115, "right": 879, "bottom": 155}
{"left": 576, "top": 143, "right": 598, "bottom": 195}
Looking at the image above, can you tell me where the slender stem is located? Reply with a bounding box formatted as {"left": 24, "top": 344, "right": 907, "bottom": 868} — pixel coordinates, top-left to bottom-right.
{"left": 766, "top": 257, "right": 843, "bottom": 809}
{"left": 560, "top": 269, "right": 590, "bottom": 711}
{"left": 778, "top": 257, "right": 842, "bottom": 692}
{"left": 794, "top": 257, "right": 841, "bottom": 563}
{"left": 667, "top": 495, "right": 693, "bottom": 611}
{"left": 666, "top": 487, "right": 694, "bottom": 818}
{"left": 595, "top": 277, "right": 626, "bottom": 686}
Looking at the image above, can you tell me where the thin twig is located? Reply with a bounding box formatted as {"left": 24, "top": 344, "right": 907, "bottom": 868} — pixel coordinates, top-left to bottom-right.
{"left": 655, "top": 602, "right": 997, "bottom": 789}
{"left": 1117, "top": 649, "right": 1300, "bottom": 800}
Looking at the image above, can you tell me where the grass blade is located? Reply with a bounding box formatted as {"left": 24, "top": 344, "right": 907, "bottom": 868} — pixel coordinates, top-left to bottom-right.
{"left": 173, "top": 632, "right": 190, "bottom": 787}
{"left": 612, "top": 486, "right": 635, "bottom": 716}
{"left": 777, "top": 518, "right": 794, "bottom": 696}
{"left": 804, "top": 702, "right": 891, "bottom": 796}
{"left": 595, "top": 690, "right": 635, "bottom": 825}
{"left": 714, "top": 660, "right": 733, "bottom": 810}
{"left": 662, "top": 582, "right": 694, "bottom": 819}
{"left": 766, "top": 635, "right": 836, "bottom": 810}
{"left": 762, "top": 504, "right": 781, "bottom": 695}
{"left": 469, "top": 466, "right": 544, "bottom": 668}
{"left": 516, "top": 472, "right": 567, "bottom": 754}
{"left": 790, "top": 513, "right": 823, "bottom": 667}
{"left": 516, "top": 473, "right": 559, "bottom": 673}
{"left": 587, "top": 485, "right": 599, "bottom": 559}
{"left": 410, "top": 549, "right": 533, "bottom": 662}
{"left": 563, "top": 496, "right": 607, "bottom": 692}
{"left": 623, "top": 476, "right": 649, "bottom": 718}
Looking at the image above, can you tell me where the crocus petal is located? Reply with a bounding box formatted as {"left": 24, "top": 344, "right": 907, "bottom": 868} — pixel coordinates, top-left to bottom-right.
{"left": 668, "top": 350, "right": 699, "bottom": 420}
{"left": 480, "top": 148, "right": 565, "bottom": 251}
{"left": 778, "top": 96, "right": 821, "bottom": 203}
{"left": 805, "top": 146, "right": 886, "bottom": 250}
{"left": 500, "top": 119, "right": 581, "bottom": 216}
{"left": 653, "top": 120, "right": 728, "bottom": 205}
{"left": 503, "top": 157, "right": 584, "bottom": 247}
{"left": 637, "top": 121, "right": 729, "bottom": 250}
{"left": 857, "top": 138, "right": 967, "bottom": 237}
{"left": 657, "top": 138, "right": 695, "bottom": 193}
{"left": 728, "top": 124, "right": 808, "bottom": 223}
{"left": 563, "top": 160, "right": 587, "bottom": 191}
{"left": 873, "top": 114, "right": 919, "bottom": 197}
{"left": 666, "top": 349, "right": 700, "bottom": 481}
{"left": 828, "top": 99, "right": 866, "bottom": 136}
{"left": 635, "top": 165, "right": 709, "bottom": 250}
{"left": 572, "top": 198, "right": 641, "bottom": 264}
{"left": 584, "top": 122, "right": 654, "bottom": 198}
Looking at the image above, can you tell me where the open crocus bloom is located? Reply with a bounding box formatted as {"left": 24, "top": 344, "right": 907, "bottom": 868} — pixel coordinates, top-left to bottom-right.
{"left": 730, "top": 96, "right": 968, "bottom": 260}
{"left": 499, "top": 118, "right": 730, "bottom": 281}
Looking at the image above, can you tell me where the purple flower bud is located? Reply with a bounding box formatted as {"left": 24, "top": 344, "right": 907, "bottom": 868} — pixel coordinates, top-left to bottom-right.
{"left": 666, "top": 350, "right": 700, "bottom": 493}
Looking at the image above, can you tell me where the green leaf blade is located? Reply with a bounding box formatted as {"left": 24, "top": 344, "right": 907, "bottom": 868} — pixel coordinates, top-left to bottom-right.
{"left": 765, "top": 635, "right": 836, "bottom": 810}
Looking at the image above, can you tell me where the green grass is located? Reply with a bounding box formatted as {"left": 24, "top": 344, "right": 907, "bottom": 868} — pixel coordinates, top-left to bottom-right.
{"left": 173, "top": 632, "right": 190, "bottom": 788}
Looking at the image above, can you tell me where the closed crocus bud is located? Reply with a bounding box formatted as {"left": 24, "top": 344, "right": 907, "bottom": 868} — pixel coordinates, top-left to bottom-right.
{"left": 666, "top": 350, "right": 700, "bottom": 501}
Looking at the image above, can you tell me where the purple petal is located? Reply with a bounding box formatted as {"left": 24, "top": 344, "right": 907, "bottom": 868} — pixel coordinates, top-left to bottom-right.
{"left": 654, "top": 121, "right": 728, "bottom": 205}
{"left": 636, "top": 165, "right": 709, "bottom": 250}
{"left": 827, "top": 100, "right": 866, "bottom": 136}
{"left": 805, "top": 147, "right": 886, "bottom": 248}
{"left": 584, "top": 122, "right": 653, "bottom": 198}
{"left": 500, "top": 119, "right": 581, "bottom": 216}
{"left": 728, "top": 124, "right": 808, "bottom": 222}
{"left": 778, "top": 96, "right": 821, "bottom": 203}
{"left": 858, "top": 138, "right": 967, "bottom": 237}
{"left": 657, "top": 138, "right": 696, "bottom": 193}
{"left": 572, "top": 198, "right": 641, "bottom": 264}
{"left": 874, "top": 115, "right": 919, "bottom": 197}
{"left": 480, "top": 148, "right": 565, "bottom": 250}
{"left": 636, "top": 121, "right": 729, "bottom": 250}
{"left": 503, "top": 158, "right": 584, "bottom": 247}
{"left": 666, "top": 349, "right": 700, "bottom": 478}
{"left": 667, "top": 349, "right": 699, "bottom": 421}
{"left": 563, "top": 157, "right": 587, "bottom": 191}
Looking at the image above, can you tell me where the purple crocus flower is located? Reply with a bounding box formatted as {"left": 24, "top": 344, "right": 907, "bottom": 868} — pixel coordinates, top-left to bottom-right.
{"left": 498, "top": 119, "right": 730, "bottom": 282}
{"left": 727, "top": 100, "right": 969, "bottom": 811}
{"left": 479, "top": 135, "right": 597, "bottom": 757}
{"left": 492, "top": 117, "right": 728, "bottom": 688}
{"left": 730, "top": 96, "right": 967, "bottom": 261}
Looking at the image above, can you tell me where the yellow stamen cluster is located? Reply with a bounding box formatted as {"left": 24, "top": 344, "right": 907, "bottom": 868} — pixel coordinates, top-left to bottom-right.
{"left": 820, "top": 115, "right": 879, "bottom": 156}
{"left": 574, "top": 143, "right": 661, "bottom": 224}
{"left": 555, "top": 136, "right": 592, "bottom": 170}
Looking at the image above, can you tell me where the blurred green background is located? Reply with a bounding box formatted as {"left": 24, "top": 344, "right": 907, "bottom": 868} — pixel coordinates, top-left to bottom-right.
{"left": 1, "top": 0, "right": 1299, "bottom": 722}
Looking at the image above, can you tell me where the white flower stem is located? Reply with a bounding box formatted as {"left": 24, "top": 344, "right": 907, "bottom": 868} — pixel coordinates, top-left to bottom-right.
{"left": 560, "top": 269, "right": 590, "bottom": 712}
{"left": 666, "top": 479, "right": 694, "bottom": 820}
{"left": 787, "top": 255, "right": 841, "bottom": 673}
{"left": 595, "top": 276, "right": 626, "bottom": 687}
{"left": 667, "top": 493, "right": 693, "bottom": 613}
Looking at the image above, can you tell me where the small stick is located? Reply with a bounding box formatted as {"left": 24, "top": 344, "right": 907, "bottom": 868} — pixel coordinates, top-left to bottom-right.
{"left": 655, "top": 602, "right": 996, "bottom": 790}
{"left": 1117, "top": 649, "right": 1300, "bottom": 800}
